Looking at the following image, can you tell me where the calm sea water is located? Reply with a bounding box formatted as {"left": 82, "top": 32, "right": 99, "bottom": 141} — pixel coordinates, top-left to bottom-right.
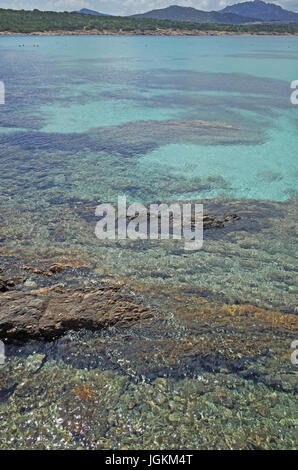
{"left": 1, "top": 36, "right": 298, "bottom": 201}
{"left": 0, "top": 35, "right": 297, "bottom": 307}
{"left": 0, "top": 36, "right": 297, "bottom": 450}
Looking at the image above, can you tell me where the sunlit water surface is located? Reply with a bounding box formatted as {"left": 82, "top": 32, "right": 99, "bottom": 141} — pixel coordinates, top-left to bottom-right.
{"left": 0, "top": 36, "right": 297, "bottom": 450}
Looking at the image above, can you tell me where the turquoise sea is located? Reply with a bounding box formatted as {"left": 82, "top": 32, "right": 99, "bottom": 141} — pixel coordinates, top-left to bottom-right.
{"left": 0, "top": 35, "right": 297, "bottom": 450}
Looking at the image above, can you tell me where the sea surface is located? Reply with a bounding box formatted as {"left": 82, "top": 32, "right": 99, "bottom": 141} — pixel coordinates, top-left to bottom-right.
{"left": 0, "top": 35, "right": 297, "bottom": 450}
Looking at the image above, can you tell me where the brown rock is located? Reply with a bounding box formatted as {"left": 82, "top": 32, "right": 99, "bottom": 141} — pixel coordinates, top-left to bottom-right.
{"left": 0, "top": 283, "right": 152, "bottom": 342}
{"left": 0, "top": 278, "right": 25, "bottom": 293}
{"left": 49, "top": 264, "right": 65, "bottom": 274}
{"left": 21, "top": 265, "right": 53, "bottom": 277}
{"left": 49, "top": 260, "right": 85, "bottom": 274}
{"left": 127, "top": 211, "right": 240, "bottom": 231}
{"left": 22, "top": 259, "right": 86, "bottom": 276}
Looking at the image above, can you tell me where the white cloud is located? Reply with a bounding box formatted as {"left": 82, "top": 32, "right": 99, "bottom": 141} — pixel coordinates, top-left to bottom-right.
{"left": 0, "top": 0, "right": 297, "bottom": 15}
{"left": 0, "top": 0, "right": 90, "bottom": 11}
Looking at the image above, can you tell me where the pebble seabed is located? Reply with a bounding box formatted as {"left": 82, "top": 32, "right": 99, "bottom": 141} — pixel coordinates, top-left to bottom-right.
{"left": 0, "top": 217, "right": 297, "bottom": 450}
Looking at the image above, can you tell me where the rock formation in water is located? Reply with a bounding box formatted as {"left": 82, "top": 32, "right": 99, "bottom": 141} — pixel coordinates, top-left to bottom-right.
{"left": 0, "top": 283, "right": 152, "bottom": 342}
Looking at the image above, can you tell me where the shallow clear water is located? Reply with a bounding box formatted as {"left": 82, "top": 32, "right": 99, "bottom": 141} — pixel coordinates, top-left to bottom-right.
{"left": 0, "top": 35, "right": 297, "bottom": 450}
{"left": 1, "top": 36, "right": 297, "bottom": 202}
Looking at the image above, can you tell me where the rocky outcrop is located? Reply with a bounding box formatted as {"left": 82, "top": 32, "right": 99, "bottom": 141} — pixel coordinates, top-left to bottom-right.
{"left": 0, "top": 283, "right": 152, "bottom": 342}
{"left": 203, "top": 213, "right": 240, "bottom": 229}
{"left": 0, "top": 278, "right": 25, "bottom": 293}
{"left": 127, "top": 211, "right": 241, "bottom": 230}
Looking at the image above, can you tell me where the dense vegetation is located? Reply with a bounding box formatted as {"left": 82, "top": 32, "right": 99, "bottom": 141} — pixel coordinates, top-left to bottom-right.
{"left": 0, "top": 8, "right": 298, "bottom": 34}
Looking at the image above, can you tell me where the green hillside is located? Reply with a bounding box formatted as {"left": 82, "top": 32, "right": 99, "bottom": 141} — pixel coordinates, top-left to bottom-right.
{"left": 0, "top": 8, "right": 297, "bottom": 34}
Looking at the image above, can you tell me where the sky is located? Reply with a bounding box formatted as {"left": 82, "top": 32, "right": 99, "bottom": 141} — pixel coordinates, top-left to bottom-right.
{"left": 0, "top": 0, "right": 297, "bottom": 15}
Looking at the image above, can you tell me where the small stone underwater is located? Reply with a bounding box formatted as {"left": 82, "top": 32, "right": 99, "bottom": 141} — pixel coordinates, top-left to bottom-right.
{"left": 0, "top": 35, "right": 297, "bottom": 450}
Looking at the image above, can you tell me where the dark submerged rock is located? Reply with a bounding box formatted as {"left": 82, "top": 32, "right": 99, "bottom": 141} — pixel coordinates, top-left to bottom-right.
{"left": 0, "top": 283, "right": 152, "bottom": 342}
{"left": 0, "top": 278, "right": 25, "bottom": 293}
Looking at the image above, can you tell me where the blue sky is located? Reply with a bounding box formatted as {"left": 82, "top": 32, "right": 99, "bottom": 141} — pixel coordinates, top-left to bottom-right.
{"left": 0, "top": 0, "right": 297, "bottom": 14}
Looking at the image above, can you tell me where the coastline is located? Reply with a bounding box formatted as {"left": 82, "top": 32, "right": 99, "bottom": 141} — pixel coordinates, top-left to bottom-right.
{"left": 1, "top": 29, "right": 298, "bottom": 36}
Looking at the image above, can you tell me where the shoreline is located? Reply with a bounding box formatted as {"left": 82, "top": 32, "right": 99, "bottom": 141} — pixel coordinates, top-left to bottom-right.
{"left": 1, "top": 29, "right": 298, "bottom": 37}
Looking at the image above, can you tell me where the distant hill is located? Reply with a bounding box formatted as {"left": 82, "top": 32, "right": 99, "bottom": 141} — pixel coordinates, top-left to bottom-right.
{"left": 1, "top": 7, "right": 298, "bottom": 35}
{"left": 220, "top": 0, "right": 298, "bottom": 22}
{"left": 74, "top": 8, "right": 110, "bottom": 17}
{"left": 131, "top": 5, "right": 259, "bottom": 24}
